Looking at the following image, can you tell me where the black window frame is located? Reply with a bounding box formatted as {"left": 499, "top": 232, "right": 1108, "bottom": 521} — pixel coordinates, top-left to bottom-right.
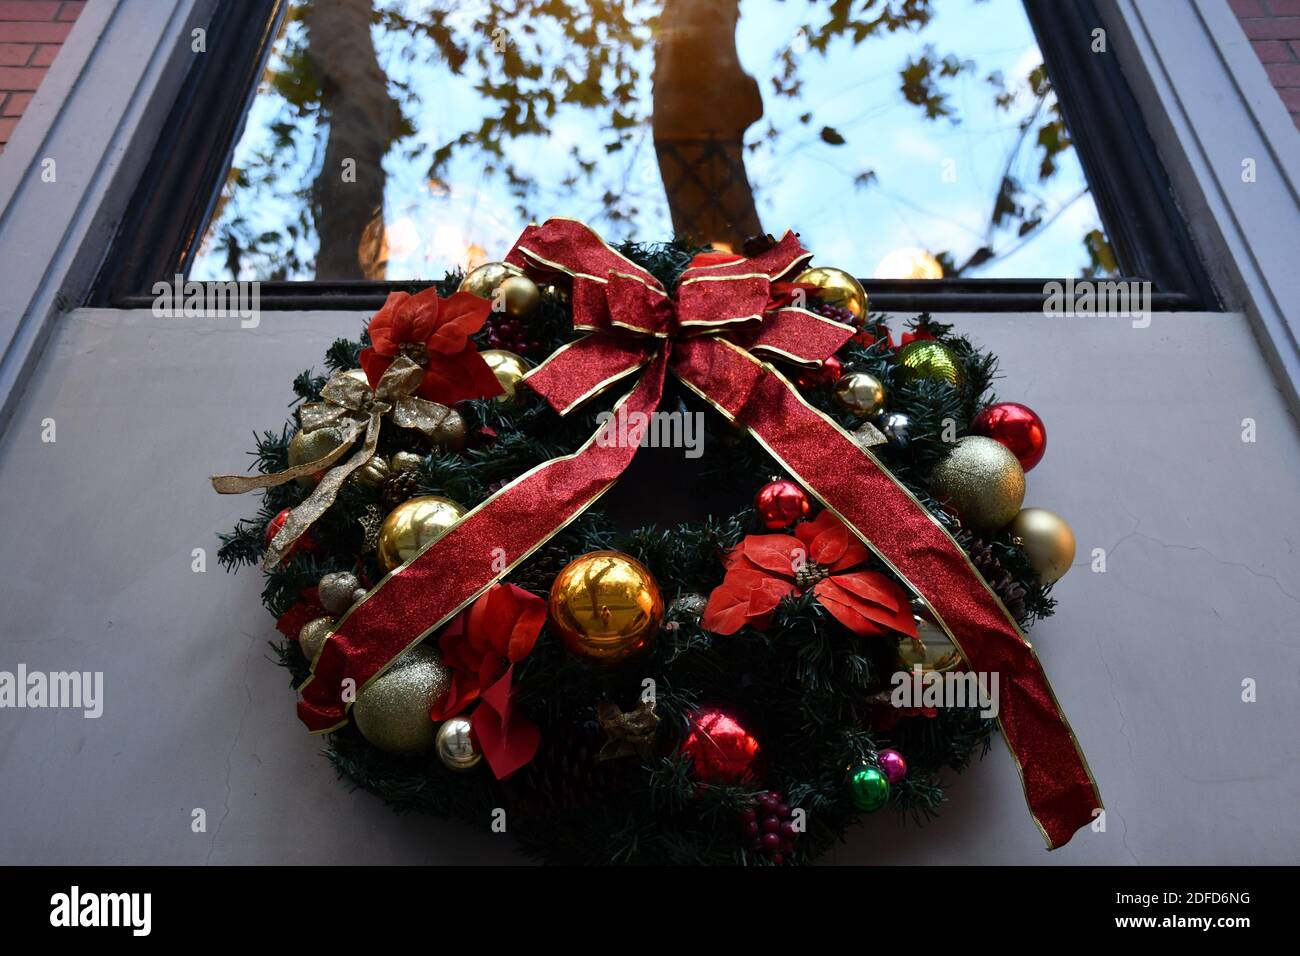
{"left": 91, "top": 0, "right": 1219, "bottom": 313}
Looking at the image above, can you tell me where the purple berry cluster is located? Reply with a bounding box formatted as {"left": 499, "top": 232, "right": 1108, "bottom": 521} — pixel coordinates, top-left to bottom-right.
{"left": 740, "top": 791, "right": 799, "bottom": 865}
{"left": 483, "top": 314, "right": 544, "bottom": 357}
{"left": 810, "top": 301, "right": 857, "bottom": 326}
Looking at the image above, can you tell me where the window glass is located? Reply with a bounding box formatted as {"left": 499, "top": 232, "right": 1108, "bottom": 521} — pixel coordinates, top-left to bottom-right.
{"left": 191, "top": 0, "right": 1117, "bottom": 282}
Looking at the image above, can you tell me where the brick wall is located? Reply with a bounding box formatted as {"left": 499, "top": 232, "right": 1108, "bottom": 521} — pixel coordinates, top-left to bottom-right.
{"left": 1232, "top": 0, "right": 1300, "bottom": 130}
{"left": 0, "top": 1, "right": 85, "bottom": 152}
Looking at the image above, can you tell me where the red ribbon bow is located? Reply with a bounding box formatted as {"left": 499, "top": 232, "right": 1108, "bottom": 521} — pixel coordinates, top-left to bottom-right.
{"left": 297, "top": 218, "right": 1100, "bottom": 848}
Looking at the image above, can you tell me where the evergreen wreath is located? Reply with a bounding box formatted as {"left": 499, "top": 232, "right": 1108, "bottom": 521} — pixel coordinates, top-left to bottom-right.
{"left": 216, "top": 229, "right": 1084, "bottom": 866}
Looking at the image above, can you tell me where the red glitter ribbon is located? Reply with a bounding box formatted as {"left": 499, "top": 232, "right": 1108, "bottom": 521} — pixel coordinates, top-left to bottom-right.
{"left": 298, "top": 218, "right": 1100, "bottom": 848}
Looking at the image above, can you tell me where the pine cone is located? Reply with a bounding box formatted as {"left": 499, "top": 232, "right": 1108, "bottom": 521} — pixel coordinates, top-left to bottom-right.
{"left": 955, "top": 530, "right": 1028, "bottom": 623}
{"left": 380, "top": 469, "right": 422, "bottom": 508}
{"left": 510, "top": 541, "right": 571, "bottom": 595}
{"left": 504, "top": 720, "right": 622, "bottom": 820}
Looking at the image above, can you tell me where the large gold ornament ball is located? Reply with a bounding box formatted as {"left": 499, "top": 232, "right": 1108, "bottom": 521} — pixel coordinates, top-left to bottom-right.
{"left": 928, "top": 436, "right": 1025, "bottom": 532}
{"left": 481, "top": 349, "right": 530, "bottom": 404}
{"left": 831, "top": 371, "right": 887, "bottom": 418}
{"left": 1007, "top": 507, "right": 1076, "bottom": 585}
{"left": 896, "top": 340, "right": 967, "bottom": 391}
{"left": 353, "top": 645, "right": 451, "bottom": 755}
{"left": 793, "top": 266, "right": 868, "bottom": 321}
{"left": 297, "top": 616, "right": 335, "bottom": 664}
{"left": 548, "top": 551, "right": 664, "bottom": 664}
{"left": 288, "top": 426, "right": 350, "bottom": 488}
{"left": 497, "top": 274, "right": 541, "bottom": 319}
{"left": 435, "top": 716, "right": 482, "bottom": 771}
{"left": 895, "top": 604, "right": 965, "bottom": 674}
{"left": 458, "top": 261, "right": 523, "bottom": 301}
{"left": 377, "top": 495, "right": 466, "bottom": 572}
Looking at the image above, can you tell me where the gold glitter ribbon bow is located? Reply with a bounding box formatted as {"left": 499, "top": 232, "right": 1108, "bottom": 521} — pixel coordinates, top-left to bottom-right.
{"left": 211, "top": 355, "right": 456, "bottom": 569}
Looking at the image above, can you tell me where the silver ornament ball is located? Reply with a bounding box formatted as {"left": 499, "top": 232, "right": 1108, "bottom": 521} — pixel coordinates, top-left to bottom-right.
{"left": 317, "top": 571, "right": 362, "bottom": 615}
{"left": 878, "top": 411, "right": 912, "bottom": 448}
{"left": 435, "top": 717, "right": 482, "bottom": 771}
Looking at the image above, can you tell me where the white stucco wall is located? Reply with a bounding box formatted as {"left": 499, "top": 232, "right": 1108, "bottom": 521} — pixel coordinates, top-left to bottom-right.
{"left": 0, "top": 306, "right": 1295, "bottom": 864}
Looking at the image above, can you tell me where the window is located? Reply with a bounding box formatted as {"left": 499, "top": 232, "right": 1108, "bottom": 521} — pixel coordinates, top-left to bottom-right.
{"left": 95, "top": 0, "right": 1216, "bottom": 311}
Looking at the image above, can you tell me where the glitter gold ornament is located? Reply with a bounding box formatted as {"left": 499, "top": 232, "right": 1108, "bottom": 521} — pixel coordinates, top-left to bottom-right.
{"left": 297, "top": 616, "right": 334, "bottom": 664}
{"left": 388, "top": 451, "right": 424, "bottom": 473}
{"left": 376, "top": 495, "right": 466, "bottom": 572}
{"left": 831, "top": 371, "right": 887, "bottom": 418}
{"left": 1007, "top": 507, "right": 1075, "bottom": 585}
{"left": 435, "top": 716, "right": 482, "bottom": 771}
{"left": 896, "top": 339, "right": 966, "bottom": 390}
{"left": 425, "top": 407, "right": 468, "bottom": 451}
{"left": 548, "top": 550, "right": 663, "bottom": 664}
{"left": 458, "top": 261, "right": 523, "bottom": 301}
{"left": 928, "top": 436, "right": 1025, "bottom": 532}
{"left": 481, "top": 349, "right": 530, "bottom": 403}
{"left": 497, "top": 274, "right": 541, "bottom": 319}
{"left": 287, "top": 426, "right": 350, "bottom": 488}
{"left": 895, "top": 602, "right": 964, "bottom": 674}
{"left": 350, "top": 454, "right": 391, "bottom": 491}
{"left": 353, "top": 645, "right": 451, "bottom": 755}
{"left": 792, "top": 266, "right": 868, "bottom": 321}
{"left": 317, "top": 571, "right": 363, "bottom": 615}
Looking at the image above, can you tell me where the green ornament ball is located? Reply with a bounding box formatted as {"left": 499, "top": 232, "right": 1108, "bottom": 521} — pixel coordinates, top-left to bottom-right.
{"left": 849, "top": 764, "right": 891, "bottom": 812}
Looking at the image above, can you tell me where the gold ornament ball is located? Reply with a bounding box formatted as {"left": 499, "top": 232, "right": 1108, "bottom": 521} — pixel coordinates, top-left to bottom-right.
{"left": 288, "top": 426, "right": 350, "bottom": 488}
{"left": 297, "top": 616, "right": 335, "bottom": 664}
{"left": 895, "top": 603, "right": 964, "bottom": 674}
{"left": 497, "top": 274, "right": 541, "bottom": 319}
{"left": 428, "top": 407, "right": 468, "bottom": 451}
{"left": 928, "top": 436, "right": 1025, "bottom": 533}
{"left": 353, "top": 645, "right": 451, "bottom": 755}
{"left": 351, "top": 454, "right": 391, "bottom": 491}
{"left": 548, "top": 551, "right": 664, "bottom": 664}
{"left": 388, "top": 451, "right": 424, "bottom": 473}
{"left": 481, "top": 349, "right": 530, "bottom": 404}
{"left": 1008, "top": 507, "right": 1076, "bottom": 585}
{"left": 793, "top": 266, "right": 868, "bottom": 321}
{"left": 458, "top": 261, "right": 523, "bottom": 301}
{"left": 377, "top": 495, "right": 466, "bottom": 572}
{"left": 832, "top": 371, "right": 887, "bottom": 418}
{"left": 896, "top": 340, "right": 966, "bottom": 391}
{"left": 435, "top": 716, "right": 482, "bottom": 771}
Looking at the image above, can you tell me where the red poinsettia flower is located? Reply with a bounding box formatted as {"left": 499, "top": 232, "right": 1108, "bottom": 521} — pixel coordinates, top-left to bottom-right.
{"left": 896, "top": 327, "right": 937, "bottom": 350}
{"left": 702, "top": 510, "right": 919, "bottom": 640}
{"left": 430, "top": 583, "right": 545, "bottom": 779}
{"left": 359, "top": 288, "right": 503, "bottom": 405}
{"left": 432, "top": 583, "right": 545, "bottom": 720}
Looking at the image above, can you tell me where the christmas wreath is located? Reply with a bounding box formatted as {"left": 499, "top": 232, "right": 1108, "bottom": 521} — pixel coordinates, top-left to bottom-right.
{"left": 214, "top": 219, "right": 1099, "bottom": 865}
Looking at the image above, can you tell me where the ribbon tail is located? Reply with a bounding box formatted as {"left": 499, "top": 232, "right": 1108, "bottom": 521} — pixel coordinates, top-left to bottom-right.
{"left": 210, "top": 421, "right": 361, "bottom": 496}
{"left": 261, "top": 417, "right": 378, "bottom": 569}
{"left": 296, "top": 352, "right": 670, "bottom": 733}
{"left": 673, "top": 338, "right": 1101, "bottom": 849}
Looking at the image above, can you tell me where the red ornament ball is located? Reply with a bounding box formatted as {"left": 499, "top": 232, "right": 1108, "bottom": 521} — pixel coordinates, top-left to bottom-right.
{"left": 682, "top": 707, "right": 761, "bottom": 785}
{"left": 264, "top": 508, "right": 315, "bottom": 557}
{"left": 971, "top": 402, "right": 1047, "bottom": 472}
{"left": 794, "top": 355, "right": 842, "bottom": 389}
{"left": 755, "top": 479, "right": 810, "bottom": 530}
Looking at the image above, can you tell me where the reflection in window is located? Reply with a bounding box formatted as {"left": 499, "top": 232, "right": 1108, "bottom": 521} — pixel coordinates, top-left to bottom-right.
{"left": 192, "top": 0, "right": 1117, "bottom": 283}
